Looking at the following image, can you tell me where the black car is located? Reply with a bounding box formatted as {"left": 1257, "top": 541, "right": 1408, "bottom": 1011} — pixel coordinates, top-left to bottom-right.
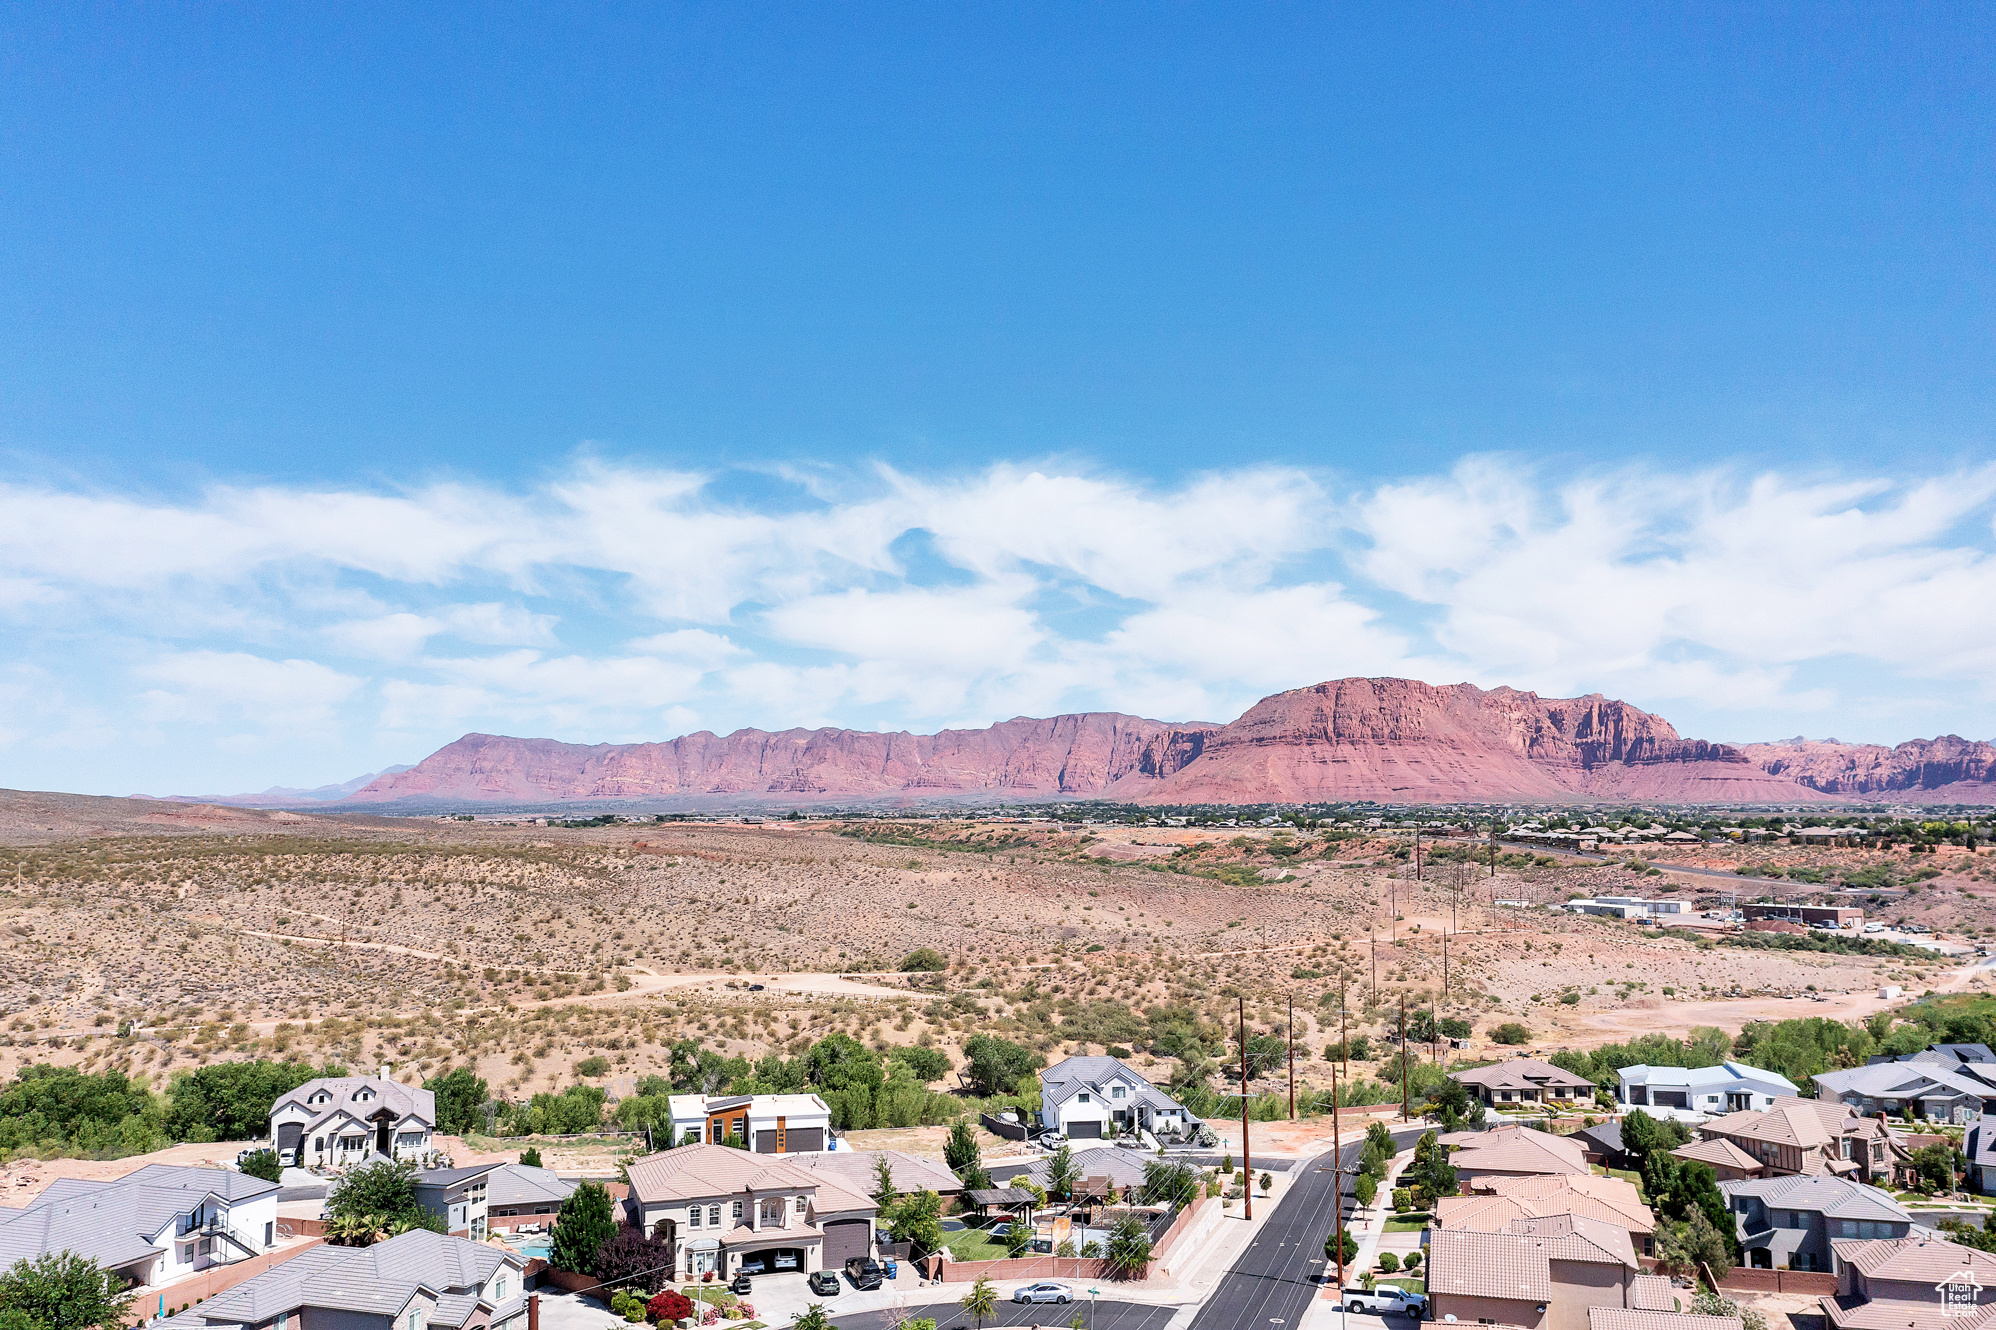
{"left": 808, "top": 1271, "right": 841, "bottom": 1297}
{"left": 844, "top": 1257, "right": 885, "bottom": 1290}
{"left": 730, "top": 1273, "right": 752, "bottom": 1296}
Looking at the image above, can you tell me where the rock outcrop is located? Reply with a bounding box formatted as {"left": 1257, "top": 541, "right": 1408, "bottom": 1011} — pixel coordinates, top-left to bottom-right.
{"left": 1737, "top": 735, "right": 1996, "bottom": 802}
{"left": 347, "top": 676, "right": 1881, "bottom": 807}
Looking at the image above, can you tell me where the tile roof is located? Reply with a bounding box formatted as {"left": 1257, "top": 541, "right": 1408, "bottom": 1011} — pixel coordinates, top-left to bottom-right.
{"left": 1588, "top": 1312, "right": 1741, "bottom": 1330}
{"left": 1426, "top": 1229, "right": 1553, "bottom": 1303}
{"left": 1820, "top": 1295, "right": 1996, "bottom": 1329}
{"left": 1502, "top": 1213, "right": 1638, "bottom": 1268}
{"left": 1828, "top": 1235, "right": 1996, "bottom": 1283}
{"left": 154, "top": 1229, "right": 521, "bottom": 1328}
{"left": 788, "top": 1149, "right": 963, "bottom": 1196}
{"left": 1671, "top": 1138, "right": 1763, "bottom": 1173}
{"left": 1625, "top": 1274, "right": 1675, "bottom": 1312}
{"left": 1719, "top": 1174, "right": 1912, "bottom": 1222}
{"left": 1446, "top": 1125, "right": 1590, "bottom": 1176}
{"left": 0, "top": 1164, "right": 280, "bottom": 1273}
{"left": 624, "top": 1145, "right": 875, "bottom": 1214}
{"left": 1449, "top": 1058, "right": 1597, "bottom": 1092}
{"left": 1438, "top": 1173, "right": 1654, "bottom": 1238}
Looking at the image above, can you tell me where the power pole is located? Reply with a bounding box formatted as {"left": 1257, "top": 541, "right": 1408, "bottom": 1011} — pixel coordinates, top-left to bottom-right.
{"left": 1331, "top": 1066, "right": 1345, "bottom": 1291}
{"left": 1399, "top": 995, "right": 1410, "bottom": 1120}
{"left": 1339, "top": 983, "right": 1349, "bottom": 1081}
{"left": 1370, "top": 931, "right": 1377, "bottom": 994}
{"left": 1489, "top": 822, "right": 1497, "bottom": 878}
{"left": 1443, "top": 928, "right": 1449, "bottom": 997}
{"left": 1239, "top": 993, "right": 1253, "bottom": 1222}
{"left": 1287, "top": 993, "right": 1296, "bottom": 1121}
{"left": 1414, "top": 830, "right": 1422, "bottom": 882}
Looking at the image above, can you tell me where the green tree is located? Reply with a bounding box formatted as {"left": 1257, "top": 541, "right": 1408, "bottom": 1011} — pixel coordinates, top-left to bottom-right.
{"left": 944, "top": 1118, "right": 989, "bottom": 1190}
{"left": 1620, "top": 1109, "right": 1690, "bottom": 1175}
{"left": 960, "top": 1275, "right": 999, "bottom": 1330}
{"left": 326, "top": 1160, "right": 437, "bottom": 1245}
{"left": 165, "top": 1060, "right": 341, "bottom": 1142}
{"left": 886, "top": 1188, "right": 946, "bottom": 1258}
{"left": 423, "top": 1066, "right": 489, "bottom": 1136}
{"left": 550, "top": 1180, "right": 618, "bottom": 1275}
{"left": 901, "top": 948, "right": 949, "bottom": 972}
{"left": 1004, "top": 1226, "right": 1032, "bottom": 1258}
{"left": 1425, "top": 1079, "right": 1485, "bottom": 1131}
{"left": 1325, "top": 1229, "right": 1358, "bottom": 1268}
{"left": 237, "top": 1148, "right": 282, "bottom": 1182}
{"left": 959, "top": 1035, "right": 1044, "bottom": 1097}
{"left": 575, "top": 1056, "right": 610, "bottom": 1078}
{"left": 1105, "top": 1212, "right": 1152, "bottom": 1279}
{"left": 1658, "top": 1208, "right": 1735, "bottom": 1278}
{"left": 1043, "top": 1141, "right": 1080, "bottom": 1201}
{"left": 1405, "top": 1131, "right": 1457, "bottom": 1208}
{"left": 1141, "top": 1160, "right": 1200, "bottom": 1208}
{"left": 0, "top": 1253, "right": 133, "bottom": 1330}
{"left": 520, "top": 1147, "right": 542, "bottom": 1167}
{"left": 668, "top": 1039, "right": 750, "bottom": 1095}
{"left": 872, "top": 1154, "right": 900, "bottom": 1208}
{"left": 0, "top": 1065, "right": 163, "bottom": 1156}
{"left": 1488, "top": 1023, "right": 1531, "bottom": 1046}
{"left": 891, "top": 1046, "right": 952, "bottom": 1084}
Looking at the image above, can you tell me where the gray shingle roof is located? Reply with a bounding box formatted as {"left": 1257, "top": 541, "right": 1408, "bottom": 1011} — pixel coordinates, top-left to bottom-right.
{"left": 1719, "top": 1175, "right": 1912, "bottom": 1222}
{"left": 272, "top": 1075, "right": 436, "bottom": 1134}
{"left": 1038, "top": 1056, "right": 1188, "bottom": 1117}
{"left": 0, "top": 1165, "right": 279, "bottom": 1273}
{"left": 989, "top": 1146, "right": 1151, "bottom": 1192}
{"left": 486, "top": 1163, "right": 577, "bottom": 1208}
{"left": 160, "top": 1228, "right": 521, "bottom": 1327}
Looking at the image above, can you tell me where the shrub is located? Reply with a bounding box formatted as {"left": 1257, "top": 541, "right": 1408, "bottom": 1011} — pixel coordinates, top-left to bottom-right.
{"left": 576, "top": 1056, "right": 611, "bottom": 1078}
{"left": 237, "top": 1148, "right": 281, "bottom": 1183}
{"left": 1377, "top": 1252, "right": 1399, "bottom": 1273}
{"left": 1391, "top": 1188, "right": 1412, "bottom": 1211}
{"left": 1490, "top": 1023, "right": 1532, "bottom": 1045}
{"left": 649, "top": 1291, "right": 695, "bottom": 1324}
{"left": 595, "top": 1228, "right": 673, "bottom": 1294}
{"left": 1403, "top": 1250, "right": 1421, "bottom": 1270}
{"left": 901, "top": 948, "right": 949, "bottom": 972}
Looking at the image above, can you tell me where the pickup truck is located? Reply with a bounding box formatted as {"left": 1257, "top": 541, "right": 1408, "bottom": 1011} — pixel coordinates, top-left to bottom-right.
{"left": 1341, "top": 1285, "right": 1427, "bottom": 1319}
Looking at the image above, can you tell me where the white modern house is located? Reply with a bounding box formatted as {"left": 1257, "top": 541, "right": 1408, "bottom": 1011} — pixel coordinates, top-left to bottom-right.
{"left": 1618, "top": 1061, "right": 1799, "bottom": 1119}
{"left": 270, "top": 1070, "right": 436, "bottom": 1168}
{"left": 667, "top": 1093, "right": 833, "bottom": 1153}
{"left": 0, "top": 1165, "right": 280, "bottom": 1290}
{"left": 1038, "top": 1055, "right": 1194, "bottom": 1141}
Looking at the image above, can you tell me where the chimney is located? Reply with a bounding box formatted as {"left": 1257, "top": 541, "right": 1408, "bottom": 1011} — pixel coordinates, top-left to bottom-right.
{"left": 380, "top": 1064, "right": 392, "bottom": 1082}
{"left": 528, "top": 1294, "right": 540, "bottom": 1330}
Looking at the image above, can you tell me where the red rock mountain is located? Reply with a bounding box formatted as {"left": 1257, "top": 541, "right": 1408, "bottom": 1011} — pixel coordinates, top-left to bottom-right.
{"left": 347, "top": 676, "right": 1969, "bottom": 807}
{"left": 1736, "top": 735, "right": 1996, "bottom": 801}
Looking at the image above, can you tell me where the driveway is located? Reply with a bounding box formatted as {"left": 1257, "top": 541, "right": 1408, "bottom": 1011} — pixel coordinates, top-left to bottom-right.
{"left": 833, "top": 1298, "right": 1177, "bottom": 1330}
{"left": 532, "top": 1289, "right": 625, "bottom": 1330}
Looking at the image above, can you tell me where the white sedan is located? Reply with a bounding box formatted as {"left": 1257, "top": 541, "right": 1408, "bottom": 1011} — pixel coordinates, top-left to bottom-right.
{"left": 1013, "top": 1282, "right": 1073, "bottom": 1305}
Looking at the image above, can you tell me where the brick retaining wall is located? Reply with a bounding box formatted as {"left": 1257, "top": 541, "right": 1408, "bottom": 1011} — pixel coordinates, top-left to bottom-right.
{"left": 1716, "top": 1268, "right": 1837, "bottom": 1294}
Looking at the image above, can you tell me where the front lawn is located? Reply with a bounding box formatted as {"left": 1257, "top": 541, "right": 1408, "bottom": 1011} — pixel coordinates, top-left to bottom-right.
{"left": 1378, "top": 1276, "right": 1425, "bottom": 1294}
{"left": 1382, "top": 1216, "right": 1429, "bottom": 1233}
{"left": 942, "top": 1229, "right": 1011, "bottom": 1261}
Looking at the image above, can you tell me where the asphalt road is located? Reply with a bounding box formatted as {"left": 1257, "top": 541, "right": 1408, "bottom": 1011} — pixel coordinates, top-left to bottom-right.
{"left": 832, "top": 1298, "right": 1177, "bottom": 1330}
{"left": 1180, "top": 1126, "right": 1431, "bottom": 1330}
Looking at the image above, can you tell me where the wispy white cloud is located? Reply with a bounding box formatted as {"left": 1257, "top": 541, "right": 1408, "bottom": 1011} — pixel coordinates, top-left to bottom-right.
{"left": 7, "top": 455, "right": 1996, "bottom": 792}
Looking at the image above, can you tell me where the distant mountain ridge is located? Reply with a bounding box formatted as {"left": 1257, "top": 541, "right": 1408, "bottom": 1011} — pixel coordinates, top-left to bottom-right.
{"left": 140, "top": 766, "right": 411, "bottom": 808}
{"left": 338, "top": 677, "right": 1996, "bottom": 807}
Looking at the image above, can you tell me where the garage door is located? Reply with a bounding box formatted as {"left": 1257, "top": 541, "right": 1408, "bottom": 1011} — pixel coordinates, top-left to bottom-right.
{"left": 822, "top": 1219, "right": 870, "bottom": 1267}
{"left": 1067, "top": 1120, "right": 1101, "bottom": 1139}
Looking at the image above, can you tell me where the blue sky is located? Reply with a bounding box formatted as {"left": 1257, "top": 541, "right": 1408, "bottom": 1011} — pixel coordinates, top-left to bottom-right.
{"left": 3, "top": 5, "right": 1995, "bottom": 795}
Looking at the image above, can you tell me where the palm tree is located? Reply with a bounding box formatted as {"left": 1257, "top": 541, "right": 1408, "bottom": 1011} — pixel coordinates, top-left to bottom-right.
{"left": 960, "top": 1276, "right": 999, "bottom": 1330}
{"left": 794, "top": 1306, "right": 833, "bottom": 1330}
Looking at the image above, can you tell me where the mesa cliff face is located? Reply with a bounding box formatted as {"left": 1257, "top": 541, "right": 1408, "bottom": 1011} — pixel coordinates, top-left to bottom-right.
{"left": 347, "top": 676, "right": 1904, "bottom": 807}
{"left": 1737, "top": 735, "right": 1996, "bottom": 800}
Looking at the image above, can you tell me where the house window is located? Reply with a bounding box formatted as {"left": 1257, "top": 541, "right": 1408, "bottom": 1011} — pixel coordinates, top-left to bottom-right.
{"left": 265, "top": 1221, "right": 274, "bottom": 1246}
{"left": 795, "top": 1196, "right": 807, "bottom": 1214}
{"left": 495, "top": 1275, "right": 507, "bottom": 1301}
{"left": 709, "top": 1205, "right": 722, "bottom": 1226}
{"left": 276, "top": 1315, "right": 289, "bottom": 1330}
{"left": 1078, "top": 1093, "right": 1090, "bottom": 1104}
{"left": 688, "top": 1207, "right": 702, "bottom": 1228}
{"left": 1111, "top": 1086, "right": 1125, "bottom": 1100}
{"left": 732, "top": 1201, "right": 744, "bottom": 1222}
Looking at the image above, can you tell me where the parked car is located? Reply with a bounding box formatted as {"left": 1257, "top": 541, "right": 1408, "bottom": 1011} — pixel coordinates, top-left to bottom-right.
{"left": 1013, "top": 1282, "right": 1073, "bottom": 1305}
{"left": 730, "top": 1274, "right": 753, "bottom": 1295}
{"left": 845, "top": 1257, "right": 884, "bottom": 1290}
{"left": 1342, "top": 1285, "right": 1426, "bottom": 1319}
{"left": 808, "top": 1271, "right": 841, "bottom": 1298}
{"left": 772, "top": 1252, "right": 800, "bottom": 1271}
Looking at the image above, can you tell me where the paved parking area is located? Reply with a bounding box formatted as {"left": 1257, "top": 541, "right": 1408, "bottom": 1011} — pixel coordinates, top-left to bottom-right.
{"left": 531, "top": 1289, "right": 625, "bottom": 1330}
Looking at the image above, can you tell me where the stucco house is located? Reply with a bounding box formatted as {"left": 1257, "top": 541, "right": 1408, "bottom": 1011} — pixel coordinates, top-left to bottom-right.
{"left": 1818, "top": 1235, "right": 1996, "bottom": 1327}
{"left": 1813, "top": 1058, "right": 1993, "bottom": 1125}
{"left": 666, "top": 1093, "right": 832, "bottom": 1153}
{"left": 270, "top": 1071, "right": 436, "bottom": 1169}
{"left": 1437, "top": 1173, "right": 1656, "bottom": 1257}
{"left": 624, "top": 1144, "right": 877, "bottom": 1281}
{"left": 1037, "top": 1056, "right": 1193, "bottom": 1141}
{"left": 1449, "top": 1058, "right": 1597, "bottom": 1109}
{"left": 414, "top": 1163, "right": 499, "bottom": 1240}
{"left": 153, "top": 1228, "right": 526, "bottom": 1330}
{"left": 1440, "top": 1125, "right": 1590, "bottom": 1184}
{"left": 1718, "top": 1175, "right": 1917, "bottom": 1273}
{"left": 1697, "top": 1097, "right": 1900, "bottom": 1182}
{"left": 0, "top": 1164, "right": 280, "bottom": 1291}
{"left": 484, "top": 1163, "right": 578, "bottom": 1231}
{"left": 1616, "top": 1061, "right": 1797, "bottom": 1118}
{"left": 1426, "top": 1217, "right": 1647, "bottom": 1330}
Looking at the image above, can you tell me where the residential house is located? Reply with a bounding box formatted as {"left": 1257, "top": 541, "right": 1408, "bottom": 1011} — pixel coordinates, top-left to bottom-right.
{"left": 989, "top": 1145, "right": 1151, "bottom": 1197}
{"left": 1450, "top": 1059, "right": 1598, "bottom": 1109}
{"left": 414, "top": 1164, "right": 498, "bottom": 1240}
{"left": 666, "top": 1093, "right": 832, "bottom": 1153}
{"left": 270, "top": 1071, "right": 436, "bottom": 1168}
{"left": 1669, "top": 1138, "right": 1764, "bottom": 1182}
{"left": 1440, "top": 1125, "right": 1591, "bottom": 1184}
{"left": 153, "top": 1228, "right": 526, "bottom": 1330}
{"left": 1571, "top": 1120, "right": 1630, "bottom": 1171}
{"left": 788, "top": 1149, "right": 963, "bottom": 1202}
{"left": 1696, "top": 1097, "right": 1899, "bottom": 1181}
{"left": 1814, "top": 1057, "right": 1993, "bottom": 1125}
{"left": 0, "top": 1165, "right": 279, "bottom": 1290}
{"left": 1437, "top": 1173, "right": 1656, "bottom": 1257}
{"left": 1718, "top": 1175, "right": 1917, "bottom": 1273}
{"left": 1037, "top": 1056, "right": 1194, "bottom": 1141}
{"left": 1587, "top": 1314, "right": 1741, "bottom": 1330}
{"left": 1617, "top": 1061, "right": 1797, "bottom": 1117}
{"left": 1426, "top": 1216, "right": 1646, "bottom": 1330}
{"left": 623, "top": 1144, "right": 877, "bottom": 1280}
{"left": 1818, "top": 1235, "right": 1996, "bottom": 1328}
{"left": 484, "top": 1163, "right": 577, "bottom": 1231}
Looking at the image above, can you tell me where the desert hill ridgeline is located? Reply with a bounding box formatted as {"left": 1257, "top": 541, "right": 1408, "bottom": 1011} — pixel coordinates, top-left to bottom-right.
{"left": 339, "top": 676, "right": 1996, "bottom": 808}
